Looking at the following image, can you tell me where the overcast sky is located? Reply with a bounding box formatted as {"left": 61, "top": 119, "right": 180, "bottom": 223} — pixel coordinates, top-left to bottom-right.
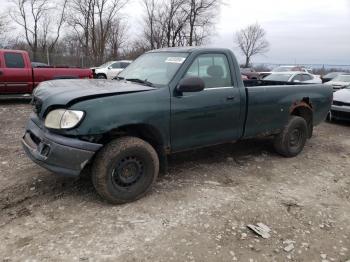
{"left": 123, "top": 0, "right": 350, "bottom": 65}
{"left": 2, "top": 0, "right": 350, "bottom": 65}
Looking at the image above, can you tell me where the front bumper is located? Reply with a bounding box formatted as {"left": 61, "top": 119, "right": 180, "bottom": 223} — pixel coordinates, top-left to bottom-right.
{"left": 330, "top": 105, "right": 350, "bottom": 121}
{"left": 22, "top": 117, "right": 102, "bottom": 176}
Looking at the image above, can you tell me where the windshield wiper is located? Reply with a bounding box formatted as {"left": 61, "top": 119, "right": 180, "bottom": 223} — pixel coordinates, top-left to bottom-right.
{"left": 126, "top": 78, "right": 154, "bottom": 87}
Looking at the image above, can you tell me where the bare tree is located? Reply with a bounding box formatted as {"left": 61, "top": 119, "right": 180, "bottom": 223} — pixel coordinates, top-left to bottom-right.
{"left": 236, "top": 23, "right": 270, "bottom": 67}
{"left": 9, "top": 0, "right": 68, "bottom": 61}
{"left": 68, "top": 0, "right": 127, "bottom": 64}
{"left": 0, "top": 14, "right": 10, "bottom": 47}
{"left": 142, "top": 0, "right": 157, "bottom": 49}
{"left": 108, "top": 18, "right": 127, "bottom": 59}
{"left": 186, "top": 0, "right": 219, "bottom": 46}
{"left": 141, "top": 0, "right": 221, "bottom": 49}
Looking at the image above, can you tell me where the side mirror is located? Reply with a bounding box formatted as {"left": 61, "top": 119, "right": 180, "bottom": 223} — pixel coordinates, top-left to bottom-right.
{"left": 108, "top": 66, "right": 112, "bottom": 70}
{"left": 177, "top": 77, "right": 205, "bottom": 93}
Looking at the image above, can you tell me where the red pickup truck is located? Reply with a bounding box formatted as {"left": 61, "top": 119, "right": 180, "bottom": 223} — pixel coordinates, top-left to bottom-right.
{"left": 0, "top": 49, "right": 93, "bottom": 95}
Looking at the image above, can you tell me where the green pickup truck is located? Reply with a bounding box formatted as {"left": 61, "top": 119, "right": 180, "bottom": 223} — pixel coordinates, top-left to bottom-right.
{"left": 22, "top": 47, "right": 333, "bottom": 204}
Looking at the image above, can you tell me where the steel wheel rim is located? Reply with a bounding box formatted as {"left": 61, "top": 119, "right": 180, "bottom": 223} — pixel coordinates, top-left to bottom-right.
{"left": 112, "top": 156, "right": 144, "bottom": 188}
{"left": 289, "top": 128, "right": 302, "bottom": 148}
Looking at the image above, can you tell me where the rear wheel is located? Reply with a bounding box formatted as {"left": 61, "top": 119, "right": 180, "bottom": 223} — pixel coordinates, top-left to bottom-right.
{"left": 92, "top": 137, "right": 159, "bottom": 204}
{"left": 273, "top": 116, "right": 308, "bottom": 157}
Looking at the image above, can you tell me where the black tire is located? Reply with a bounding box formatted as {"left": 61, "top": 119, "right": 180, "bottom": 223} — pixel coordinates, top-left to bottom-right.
{"left": 96, "top": 74, "right": 107, "bottom": 79}
{"left": 326, "top": 112, "right": 332, "bottom": 122}
{"left": 273, "top": 116, "right": 308, "bottom": 157}
{"left": 92, "top": 137, "right": 159, "bottom": 204}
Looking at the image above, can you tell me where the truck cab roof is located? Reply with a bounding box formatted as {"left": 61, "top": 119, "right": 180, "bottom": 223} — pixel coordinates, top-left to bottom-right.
{"left": 148, "top": 46, "right": 232, "bottom": 53}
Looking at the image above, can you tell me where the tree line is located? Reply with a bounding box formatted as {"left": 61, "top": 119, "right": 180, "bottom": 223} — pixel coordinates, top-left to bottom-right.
{"left": 0, "top": 0, "right": 271, "bottom": 68}
{"left": 0, "top": 0, "right": 221, "bottom": 66}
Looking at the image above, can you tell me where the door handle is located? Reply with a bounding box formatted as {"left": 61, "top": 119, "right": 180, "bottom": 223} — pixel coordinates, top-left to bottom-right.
{"left": 226, "top": 96, "right": 235, "bottom": 101}
{"left": 0, "top": 71, "right": 3, "bottom": 76}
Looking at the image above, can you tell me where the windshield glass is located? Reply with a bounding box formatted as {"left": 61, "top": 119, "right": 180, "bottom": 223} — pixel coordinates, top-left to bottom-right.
{"left": 272, "top": 66, "right": 294, "bottom": 72}
{"left": 265, "top": 73, "right": 293, "bottom": 81}
{"left": 332, "top": 75, "right": 350, "bottom": 82}
{"left": 324, "top": 72, "right": 340, "bottom": 78}
{"left": 118, "top": 52, "right": 188, "bottom": 86}
{"left": 99, "top": 61, "right": 114, "bottom": 68}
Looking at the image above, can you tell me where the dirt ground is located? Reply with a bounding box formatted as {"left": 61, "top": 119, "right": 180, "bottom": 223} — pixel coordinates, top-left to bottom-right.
{"left": 0, "top": 102, "right": 349, "bottom": 262}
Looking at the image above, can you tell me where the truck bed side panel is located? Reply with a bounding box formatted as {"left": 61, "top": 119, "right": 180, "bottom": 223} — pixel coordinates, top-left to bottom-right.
{"left": 243, "top": 84, "right": 333, "bottom": 138}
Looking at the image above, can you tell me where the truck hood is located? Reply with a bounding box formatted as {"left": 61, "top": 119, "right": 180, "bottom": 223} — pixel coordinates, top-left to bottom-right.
{"left": 32, "top": 79, "right": 156, "bottom": 117}
{"left": 333, "top": 88, "right": 350, "bottom": 103}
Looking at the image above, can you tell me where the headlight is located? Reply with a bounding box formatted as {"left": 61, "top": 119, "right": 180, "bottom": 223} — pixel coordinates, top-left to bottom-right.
{"left": 45, "top": 109, "right": 84, "bottom": 129}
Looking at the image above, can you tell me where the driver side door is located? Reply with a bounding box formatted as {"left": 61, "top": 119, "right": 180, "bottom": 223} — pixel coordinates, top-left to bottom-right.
{"left": 107, "top": 62, "right": 122, "bottom": 79}
{"left": 170, "top": 53, "right": 242, "bottom": 152}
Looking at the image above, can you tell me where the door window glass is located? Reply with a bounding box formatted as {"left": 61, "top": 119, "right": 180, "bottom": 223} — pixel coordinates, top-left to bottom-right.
{"left": 4, "top": 53, "right": 25, "bottom": 68}
{"left": 121, "top": 62, "right": 130, "bottom": 68}
{"left": 292, "top": 74, "right": 303, "bottom": 82}
{"left": 184, "top": 54, "right": 233, "bottom": 88}
{"left": 302, "top": 74, "right": 313, "bottom": 81}
{"left": 111, "top": 62, "right": 121, "bottom": 69}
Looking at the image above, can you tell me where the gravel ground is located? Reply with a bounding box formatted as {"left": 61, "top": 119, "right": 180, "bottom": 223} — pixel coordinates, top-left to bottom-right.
{"left": 0, "top": 102, "right": 349, "bottom": 262}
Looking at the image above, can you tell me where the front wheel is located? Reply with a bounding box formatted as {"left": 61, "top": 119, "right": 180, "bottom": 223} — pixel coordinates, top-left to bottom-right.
{"left": 96, "top": 74, "right": 107, "bottom": 79}
{"left": 92, "top": 137, "right": 159, "bottom": 204}
{"left": 273, "top": 116, "right": 308, "bottom": 157}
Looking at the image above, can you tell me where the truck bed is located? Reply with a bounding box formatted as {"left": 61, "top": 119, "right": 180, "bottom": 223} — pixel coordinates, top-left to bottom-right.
{"left": 243, "top": 83, "right": 333, "bottom": 138}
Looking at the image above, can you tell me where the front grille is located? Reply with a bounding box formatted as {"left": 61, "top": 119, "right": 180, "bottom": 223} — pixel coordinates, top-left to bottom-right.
{"left": 333, "top": 100, "right": 350, "bottom": 107}
{"left": 31, "top": 97, "right": 43, "bottom": 114}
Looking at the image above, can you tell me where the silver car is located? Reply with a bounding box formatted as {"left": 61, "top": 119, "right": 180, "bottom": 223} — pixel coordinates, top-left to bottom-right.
{"left": 325, "top": 74, "right": 350, "bottom": 91}
{"left": 330, "top": 87, "right": 350, "bottom": 121}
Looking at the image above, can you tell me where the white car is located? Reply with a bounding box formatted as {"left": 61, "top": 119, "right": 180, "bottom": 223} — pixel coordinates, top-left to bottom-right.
{"left": 324, "top": 74, "right": 350, "bottom": 91}
{"left": 272, "top": 66, "right": 313, "bottom": 74}
{"left": 264, "top": 72, "right": 322, "bottom": 84}
{"left": 259, "top": 65, "right": 313, "bottom": 78}
{"left": 92, "top": 60, "right": 132, "bottom": 79}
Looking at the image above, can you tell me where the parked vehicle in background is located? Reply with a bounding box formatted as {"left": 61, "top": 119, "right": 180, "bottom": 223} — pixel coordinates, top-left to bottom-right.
{"left": 240, "top": 67, "right": 260, "bottom": 80}
{"left": 321, "top": 72, "right": 347, "bottom": 83}
{"left": 329, "top": 87, "right": 350, "bottom": 121}
{"left": 259, "top": 65, "right": 313, "bottom": 79}
{"left": 264, "top": 72, "right": 322, "bottom": 84}
{"left": 0, "top": 49, "right": 93, "bottom": 95}
{"left": 31, "top": 62, "right": 51, "bottom": 68}
{"left": 272, "top": 66, "right": 312, "bottom": 73}
{"left": 92, "top": 60, "right": 132, "bottom": 79}
{"left": 22, "top": 47, "right": 332, "bottom": 204}
{"left": 324, "top": 74, "right": 350, "bottom": 91}
{"left": 241, "top": 74, "right": 248, "bottom": 80}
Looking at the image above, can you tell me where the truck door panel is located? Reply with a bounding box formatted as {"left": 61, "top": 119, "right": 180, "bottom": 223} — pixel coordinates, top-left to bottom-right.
{"left": 3, "top": 52, "right": 32, "bottom": 93}
{"left": 171, "top": 53, "right": 242, "bottom": 152}
{"left": 0, "top": 54, "right": 5, "bottom": 93}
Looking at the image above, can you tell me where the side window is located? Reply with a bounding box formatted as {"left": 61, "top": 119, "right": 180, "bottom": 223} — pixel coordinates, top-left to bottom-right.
{"left": 302, "top": 74, "right": 312, "bottom": 81}
{"left": 292, "top": 74, "right": 303, "bottom": 82}
{"left": 121, "top": 62, "right": 130, "bottom": 69}
{"left": 111, "top": 62, "right": 121, "bottom": 69}
{"left": 4, "top": 53, "right": 25, "bottom": 68}
{"left": 184, "top": 54, "right": 233, "bottom": 88}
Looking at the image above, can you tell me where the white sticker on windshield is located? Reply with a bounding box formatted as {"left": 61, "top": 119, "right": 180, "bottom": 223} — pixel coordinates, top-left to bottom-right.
{"left": 165, "top": 57, "right": 186, "bottom": 64}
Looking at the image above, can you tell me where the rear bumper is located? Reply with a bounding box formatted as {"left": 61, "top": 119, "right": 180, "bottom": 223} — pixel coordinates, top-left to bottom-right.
{"left": 331, "top": 105, "right": 350, "bottom": 121}
{"left": 22, "top": 118, "right": 102, "bottom": 176}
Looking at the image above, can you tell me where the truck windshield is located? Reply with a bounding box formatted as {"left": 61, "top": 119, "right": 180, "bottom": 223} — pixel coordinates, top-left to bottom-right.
{"left": 118, "top": 52, "right": 189, "bottom": 86}
{"left": 265, "top": 73, "right": 294, "bottom": 82}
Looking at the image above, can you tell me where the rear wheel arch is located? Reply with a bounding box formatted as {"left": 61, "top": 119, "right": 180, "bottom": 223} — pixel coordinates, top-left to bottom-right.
{"left": 290, "top": 102, "right": 313, "bottom": 138}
